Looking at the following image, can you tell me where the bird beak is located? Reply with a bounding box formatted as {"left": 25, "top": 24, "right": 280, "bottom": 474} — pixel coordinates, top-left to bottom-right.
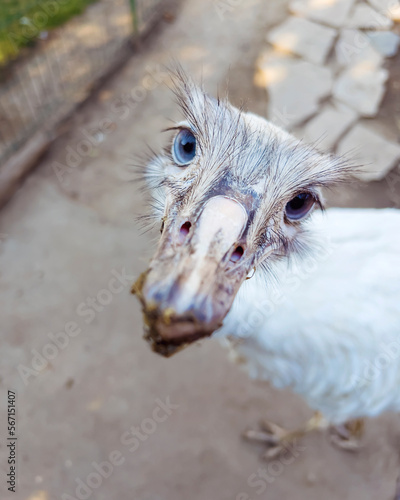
{"left": 133, "top": 196, "right": 251, "bottom": 357}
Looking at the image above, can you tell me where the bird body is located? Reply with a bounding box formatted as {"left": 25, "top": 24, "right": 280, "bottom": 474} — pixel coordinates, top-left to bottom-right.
{"left": 221, "top": 208, "right": 400, "bottom": 424}
{"left": 135, "top": 72, "right": 400, "bottom": 494}
{"left": 136, "top": 70, "right": 400, "bottom": 434}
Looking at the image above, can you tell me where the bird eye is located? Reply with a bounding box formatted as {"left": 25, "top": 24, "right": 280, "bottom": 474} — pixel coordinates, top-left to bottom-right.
{"left": 172, "top": 129, "right": 196, "bottom": 166}
{"left": 285, "top": 193, "right": 315, "bottom": 220}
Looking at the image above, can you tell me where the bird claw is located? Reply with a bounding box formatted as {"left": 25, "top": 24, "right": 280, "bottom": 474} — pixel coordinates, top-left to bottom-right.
{"left": 329, "top": 432, "right": 362, "bottom": 451}
{"left": 242, "top": 428, "right": 280, "bottom": 447}
{"left": 243, "top": 419, "right": 300, "bottom": 460}
{"left": 328, "top": 420, "right": 364, "bottom": 452}
{"left": 262, "top": 443, "right": 287, "bottom": 460}
{"left": 259, "top": 419, "right": 288, "bottom": 440}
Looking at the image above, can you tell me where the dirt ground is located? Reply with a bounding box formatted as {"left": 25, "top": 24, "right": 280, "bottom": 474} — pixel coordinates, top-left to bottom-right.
{"left": 1, "top": 1, "right": 400, "bottom": 499}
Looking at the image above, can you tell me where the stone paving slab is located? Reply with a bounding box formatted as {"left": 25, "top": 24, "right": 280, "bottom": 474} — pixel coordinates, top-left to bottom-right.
{"left": 257, "top": 51, "right": 333, "bottom": 128}
{"left": 337, "top": 123, "right": 400, "bottom": 181}
{"left": 267, "top": 16, "right": 337, "bottom": 65}
{"left": 333, "top": 64, "right": 388, "bottom": 116}
{"left": 335, "top": 29, "right": 383, "bottom": 67}
{"left": 258, "top": 0, "right": 400, "bottom": 183}
{"left": 365, "top": 30, "right": 400, "bottom": 56}
{"left": 367, "top": 0, "right": 400, "bottom": 21}
{"left": 347, "top": 3, "right": 393, "bottom": 29}
{"left": 289, "top": 0, "right": 356, "bottom": 28}
{"left": 299, "top": 102, "right": 358, "bottom": 150}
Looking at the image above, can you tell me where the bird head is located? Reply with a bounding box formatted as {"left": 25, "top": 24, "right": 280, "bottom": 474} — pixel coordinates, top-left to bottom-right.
{"left": 133, "top": 71, "right": 353, "bottom": 356}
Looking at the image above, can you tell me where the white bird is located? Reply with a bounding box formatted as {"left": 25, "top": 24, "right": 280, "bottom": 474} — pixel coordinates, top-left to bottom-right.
{"left": 133, "top": 71, "right": 400, "bottom": 494}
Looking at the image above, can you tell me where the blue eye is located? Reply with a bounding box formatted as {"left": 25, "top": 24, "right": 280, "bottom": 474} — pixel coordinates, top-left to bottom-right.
{"left": 172, "top": 129, "right": 196, "bottom": 166}
{"left": 285, "top": 193, "right": 315, "bottom": 220}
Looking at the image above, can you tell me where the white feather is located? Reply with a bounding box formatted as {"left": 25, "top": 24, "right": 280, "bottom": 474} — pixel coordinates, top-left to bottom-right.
{"left": 219, "top": 208, "right": 400, "bottom": 424}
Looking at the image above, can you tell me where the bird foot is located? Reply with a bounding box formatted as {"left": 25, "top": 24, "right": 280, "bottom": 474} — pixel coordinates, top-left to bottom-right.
{"left": 328, "top": 419, "right": 364, "bottom": 452}
{"left": 243, "top": 413, "right": 325, "bottom": 460}
{"left": 243, "top": 420, "right": 291, "bottom": 459}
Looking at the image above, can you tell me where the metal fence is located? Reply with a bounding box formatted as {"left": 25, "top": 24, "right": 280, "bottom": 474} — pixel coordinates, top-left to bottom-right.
{"left": 0, "top": 0, "right": 164, "bottom": 166}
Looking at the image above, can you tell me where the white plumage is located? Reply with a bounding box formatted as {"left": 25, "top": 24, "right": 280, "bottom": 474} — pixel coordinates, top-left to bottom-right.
{"left": 221, "top": 208, "right": 400, "bottom": 425}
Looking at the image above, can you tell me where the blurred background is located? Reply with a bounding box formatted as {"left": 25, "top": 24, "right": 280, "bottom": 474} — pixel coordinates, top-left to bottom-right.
{"left": 1, "top": 0, "right": 400, "bottom": 499}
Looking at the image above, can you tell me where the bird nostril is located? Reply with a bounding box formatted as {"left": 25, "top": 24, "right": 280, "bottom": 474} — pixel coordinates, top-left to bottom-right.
{"left": 179, "top": 221, "right": 191, "bottom": 243}
{"left": 230, "top": 246, "right": 244, "bottom": 263}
